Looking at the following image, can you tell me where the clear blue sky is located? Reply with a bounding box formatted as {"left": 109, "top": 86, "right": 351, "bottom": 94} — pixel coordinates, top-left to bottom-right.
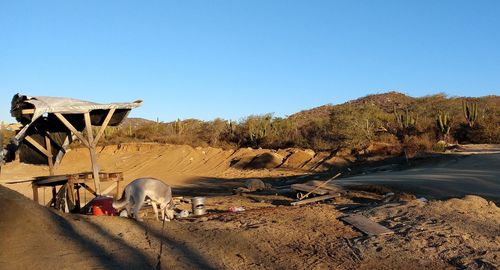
{"left": 1, "top": 1, "right": 499, "bottom": 123}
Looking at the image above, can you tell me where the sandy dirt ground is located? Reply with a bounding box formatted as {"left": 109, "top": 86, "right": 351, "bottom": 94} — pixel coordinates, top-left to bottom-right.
{"left": 337, "top": 149, "right": 500, "bottom": 204}
{"left": 0, "top": 143, "right": 499, "bottom": 269}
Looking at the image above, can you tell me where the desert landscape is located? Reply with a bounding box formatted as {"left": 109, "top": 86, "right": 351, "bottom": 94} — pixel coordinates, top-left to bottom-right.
{"left": 2, "top": 2, "right": 500, "bottom": 269}
{"left": 1, "top": 137, "right": 499, "bottom": 269}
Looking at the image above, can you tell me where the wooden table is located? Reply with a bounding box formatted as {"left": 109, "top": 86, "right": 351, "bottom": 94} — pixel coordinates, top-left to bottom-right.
{"left": 32, "top": 172, "right": 123, "bottom": 213}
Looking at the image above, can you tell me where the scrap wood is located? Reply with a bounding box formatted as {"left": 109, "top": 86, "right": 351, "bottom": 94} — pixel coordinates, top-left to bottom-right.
{"left": 341, "top": 214, "right": 393, "bottom": 236}
{"left": 291, "top": 184, "right": 329, "bottom": 195}
{"left": 298, "top": 172, "right": 341, "bottom": 200}
{"left": 290, "top": 194, "right": 340, "bottom": 206}
{"left": 309, "top": 180, "right": 344, "bottom": 192}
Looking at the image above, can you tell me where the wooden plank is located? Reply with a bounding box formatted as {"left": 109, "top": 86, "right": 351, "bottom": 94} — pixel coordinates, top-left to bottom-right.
{"left": 309, "top": 180, "right": 344, "bottom": 192}
{"left": 92, "top": 108, "right": 115, "bottom": 147}
{"left": 341, "top": 214, "right": 394, "bottom": 236}
{"left": 291, "top": 184, "right": 329, "bottom": 195}
{"left": 290, "top": 194, "right": 339, "bottom": 206}
{"left": 54, "top": 113, "right": 90, "bottom": 148}
{"left": 21, "top": 109, "right": 35, "bottom": 114}
{"left": 298, "top": 172, "right": 341, "bottom": 200}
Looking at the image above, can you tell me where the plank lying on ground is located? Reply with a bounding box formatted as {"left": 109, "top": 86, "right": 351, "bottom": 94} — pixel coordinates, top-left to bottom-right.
{"left": 290, "top": 194, "right": 339, "bottom": 206}
{"left": 291, "top": 184, "right": 329, "bottom": 195}
{"left": 341, "top": 214, "right": 394, "bottom": 236}
{"left": 308, "top": 180, "right": 344, "bottom": 192}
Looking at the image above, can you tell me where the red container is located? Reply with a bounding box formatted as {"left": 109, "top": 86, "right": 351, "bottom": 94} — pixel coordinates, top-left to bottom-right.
{"left": 90, "top": 196, "right": 117, "bottom": 216}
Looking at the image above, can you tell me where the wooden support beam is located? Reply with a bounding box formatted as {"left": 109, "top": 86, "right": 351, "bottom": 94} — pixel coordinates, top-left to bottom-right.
{"left": 67, "top": 179, "right": 76, "bottom": 207}
{"left": 25, "top": 135, "right": 55, "bottom": 176}
{"left": 81, "top": 183, "right": 97, "bottom": 196}
{"left": 92, "top": 108, "right": 115, "bottom": 147}
{"left": 24, "top": 136, "right": 51, "bottom": 157}
{"left": 54, "top": 135, "right": 72, "bottom": 168}
{"left": 45, "top": 135, "right": 54, "bottom": 176}
{"left": 84, "top": 112, "right": 101, "bottom": 195}
{"left": 21, "top": 109, "right": 35, "bottom": 114}
{"left": 53, "top": 113, "right": 90, "bottom": 148}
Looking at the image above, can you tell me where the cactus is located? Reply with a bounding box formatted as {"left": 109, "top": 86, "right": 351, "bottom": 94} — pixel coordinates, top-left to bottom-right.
{"left": 227, "top": 120, "right": 237, "bottom": 135}
{"left": 248, "top": 115, "right": 271, "bottom": 145}
{"left": 462, "top": 101, "right": 478, "bottom": 127}
{"left": 174, "top": 118, "right": 183, "bottom": 135}
{"left": 436, "top": 112, "right": 451, "bottom": 140}
{"left": 394, "top": 107, "right": 417, "bottom": 130}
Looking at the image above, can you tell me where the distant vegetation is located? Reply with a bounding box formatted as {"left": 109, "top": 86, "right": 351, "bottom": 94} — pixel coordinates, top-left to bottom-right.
{"left": 4, "top": 92, "right": 498, "bottom": 158}
{"left": 96, "top": 92, "right": 499, "bottom": 156}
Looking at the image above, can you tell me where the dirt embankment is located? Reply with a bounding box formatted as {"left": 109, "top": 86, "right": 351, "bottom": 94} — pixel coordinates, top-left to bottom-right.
{"left": 0, "top": 143, "right": 353, "bottom": 187}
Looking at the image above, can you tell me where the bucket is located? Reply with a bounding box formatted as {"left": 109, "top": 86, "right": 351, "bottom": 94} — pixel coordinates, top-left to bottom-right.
{"left": 90, "top": 196, "right": 117, "bottom": 216}
{"left": 92, "top": 205, "right": 105, "bottom": 216}
{"left": 191, "top": 196, "right": 206, "bottom": 216}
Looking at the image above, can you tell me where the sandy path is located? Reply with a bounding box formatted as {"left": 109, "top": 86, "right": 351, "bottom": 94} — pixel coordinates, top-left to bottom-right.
{"left": 338, "top": 152, "right": 500, "bottom": 203}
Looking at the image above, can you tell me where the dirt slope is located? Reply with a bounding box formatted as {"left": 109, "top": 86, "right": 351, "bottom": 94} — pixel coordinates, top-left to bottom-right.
{"left": 0, "top": 143, "right": 347, "bottom": 200}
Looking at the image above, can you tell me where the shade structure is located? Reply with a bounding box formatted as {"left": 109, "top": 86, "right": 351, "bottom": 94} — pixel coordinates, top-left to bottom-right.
{"left": 1, "top": 93, "right": 142, "bottom": 194}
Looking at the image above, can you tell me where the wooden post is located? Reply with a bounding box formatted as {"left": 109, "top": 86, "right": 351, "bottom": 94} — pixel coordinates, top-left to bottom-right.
{"left": 116, "top": 180, "right": 121, "bottom": 198}
{"left": 32, "top": 183, "right": 39, "bottom": 203}
{"left": 84, "top": 112, "right": 101, "bottom": 195}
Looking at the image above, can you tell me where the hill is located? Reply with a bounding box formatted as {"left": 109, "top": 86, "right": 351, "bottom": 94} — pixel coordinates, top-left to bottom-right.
{"left": 2, "top": 92, "right": 499, "bottom": 153}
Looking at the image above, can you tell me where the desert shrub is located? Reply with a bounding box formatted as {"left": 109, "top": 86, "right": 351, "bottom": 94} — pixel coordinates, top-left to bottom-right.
{"left": 402, "top": 135, "right": 432, "bottom": 159}
{"left": 329, "top": 104, "right": 391, "bottom": 150}
{"left": 433, "top": 140, "right": 447, "bottom": 152}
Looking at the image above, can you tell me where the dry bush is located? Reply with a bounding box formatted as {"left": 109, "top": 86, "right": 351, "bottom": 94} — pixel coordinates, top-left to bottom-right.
{"left": 402, "top": 135, "right": 433, "bottom": 158}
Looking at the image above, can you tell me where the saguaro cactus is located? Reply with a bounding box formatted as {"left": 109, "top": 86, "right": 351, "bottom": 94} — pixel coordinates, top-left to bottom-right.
{"left": 436, "top": 112, "right": 451, "bottom": 141}
{"left": 394, "top": 107, "right": 417, "bottom": 130}
{"left": 462, "top": 101, "right": 478, "bottom": 127}
{"left": 174, "top": 118, "right": 183, "bottom": 135}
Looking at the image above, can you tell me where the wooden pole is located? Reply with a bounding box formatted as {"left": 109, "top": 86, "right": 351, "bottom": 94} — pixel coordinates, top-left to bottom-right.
{"left": 84, "top": 112, "right": 101, "bottom": 195}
